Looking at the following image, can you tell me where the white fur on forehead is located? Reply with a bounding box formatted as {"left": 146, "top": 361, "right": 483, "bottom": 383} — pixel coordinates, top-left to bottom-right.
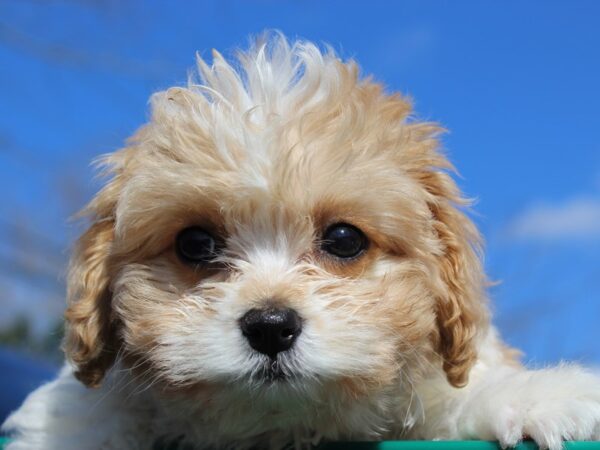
{"left": 147, "top": 33, "right": 358, "bottom": 173}
{"left": 166, "top": 32, "right": 345, "bottom": 123}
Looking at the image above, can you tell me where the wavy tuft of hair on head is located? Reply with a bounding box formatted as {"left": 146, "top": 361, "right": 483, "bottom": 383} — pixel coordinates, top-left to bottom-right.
{"left": 146, "top": 31, "right": 363, "bottom": 189}
{"left": 193, "top": 31, "right": 347, "bottom": 118}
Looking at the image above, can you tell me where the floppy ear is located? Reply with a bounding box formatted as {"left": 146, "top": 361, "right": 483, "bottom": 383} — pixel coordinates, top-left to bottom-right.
{"left": 421, "top": 170, "right": 489, "bottom": 388}
{"left": 64, "top": 219, "right": 118, "bottom": 387}
{"left": 62, "top": 144, "right": 138, "bottom": 387}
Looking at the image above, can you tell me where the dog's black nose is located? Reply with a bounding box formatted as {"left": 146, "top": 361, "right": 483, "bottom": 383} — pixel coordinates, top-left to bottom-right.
{"left": 240, "top": 308, "right": 302, "bottom": 358}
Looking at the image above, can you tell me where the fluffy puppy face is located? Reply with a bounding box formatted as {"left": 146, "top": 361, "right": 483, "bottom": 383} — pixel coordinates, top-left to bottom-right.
{"left": 63, "top": 36, "right": 488, "bottom": 408}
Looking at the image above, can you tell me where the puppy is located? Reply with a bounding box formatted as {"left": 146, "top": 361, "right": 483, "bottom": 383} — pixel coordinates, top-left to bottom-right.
{"left": 3, "top": 33, "right": 600, "bottom": 450}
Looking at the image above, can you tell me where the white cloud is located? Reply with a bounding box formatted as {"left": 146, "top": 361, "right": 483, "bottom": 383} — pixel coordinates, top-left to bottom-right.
{"left": 506, "top": 196, "right": 600, "bottom": 241}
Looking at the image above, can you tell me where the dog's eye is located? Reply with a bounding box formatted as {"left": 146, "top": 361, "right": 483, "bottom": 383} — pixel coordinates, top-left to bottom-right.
{"left": 176, "top": 227, "right": 218, "bottom": 265}
{"left": 321, "top": 223, "right": 367, "bottom": 259}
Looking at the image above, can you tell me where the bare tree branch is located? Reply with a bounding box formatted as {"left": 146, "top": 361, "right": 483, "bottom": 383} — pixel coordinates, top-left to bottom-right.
{"left": 0, "top": 21, "right": 176, "bottom": 80}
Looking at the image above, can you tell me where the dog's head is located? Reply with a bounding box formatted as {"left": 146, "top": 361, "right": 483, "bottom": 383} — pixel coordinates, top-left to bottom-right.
{"left": 63, "top": 35, "right": 488, "bottom": 405}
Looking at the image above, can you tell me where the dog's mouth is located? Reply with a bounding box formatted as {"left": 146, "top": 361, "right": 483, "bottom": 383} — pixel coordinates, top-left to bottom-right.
{"left": 253, "top": 359, "right": 289, "bottom": 383}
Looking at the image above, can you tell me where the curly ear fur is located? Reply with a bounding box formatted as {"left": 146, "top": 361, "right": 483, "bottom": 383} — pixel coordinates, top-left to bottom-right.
{"left": 64, "top": 219, "right": 118, "bottom": 387}
{"left": 62, "top": 145, "right": 136, "bottom": 387}
{"left": 421, "top": 169, "right": 489, "bottom": 388}
{"left": 432, "top": 199, "right": 487, "bottom": 387}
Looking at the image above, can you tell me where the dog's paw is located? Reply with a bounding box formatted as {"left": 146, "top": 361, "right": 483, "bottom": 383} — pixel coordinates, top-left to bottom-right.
{"left": 456, "top": 365, "right": 600, "bottom": 450}
{"left": 492, "top": 397, "right": 600, "bottom": 450}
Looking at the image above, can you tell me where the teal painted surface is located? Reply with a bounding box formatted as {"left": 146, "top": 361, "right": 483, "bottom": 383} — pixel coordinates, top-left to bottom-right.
{"left": 319, "top": 442, "right": 600, "bottom": 450}
{"left": 1, "top": 439, "right": 600, "bottom": 449}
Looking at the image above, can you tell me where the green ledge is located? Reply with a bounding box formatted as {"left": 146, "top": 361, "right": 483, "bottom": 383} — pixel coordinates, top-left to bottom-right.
{"left": 320, "top": 443, "right": 600, "bottom": 450}
{"left": 1, "top": 439, "right": 600, "bottom": 449}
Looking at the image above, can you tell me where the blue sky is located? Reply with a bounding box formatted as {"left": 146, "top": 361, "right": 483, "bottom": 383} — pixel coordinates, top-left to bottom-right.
{"left": 1, "top": 0, "right": 599, "bottom": 365}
